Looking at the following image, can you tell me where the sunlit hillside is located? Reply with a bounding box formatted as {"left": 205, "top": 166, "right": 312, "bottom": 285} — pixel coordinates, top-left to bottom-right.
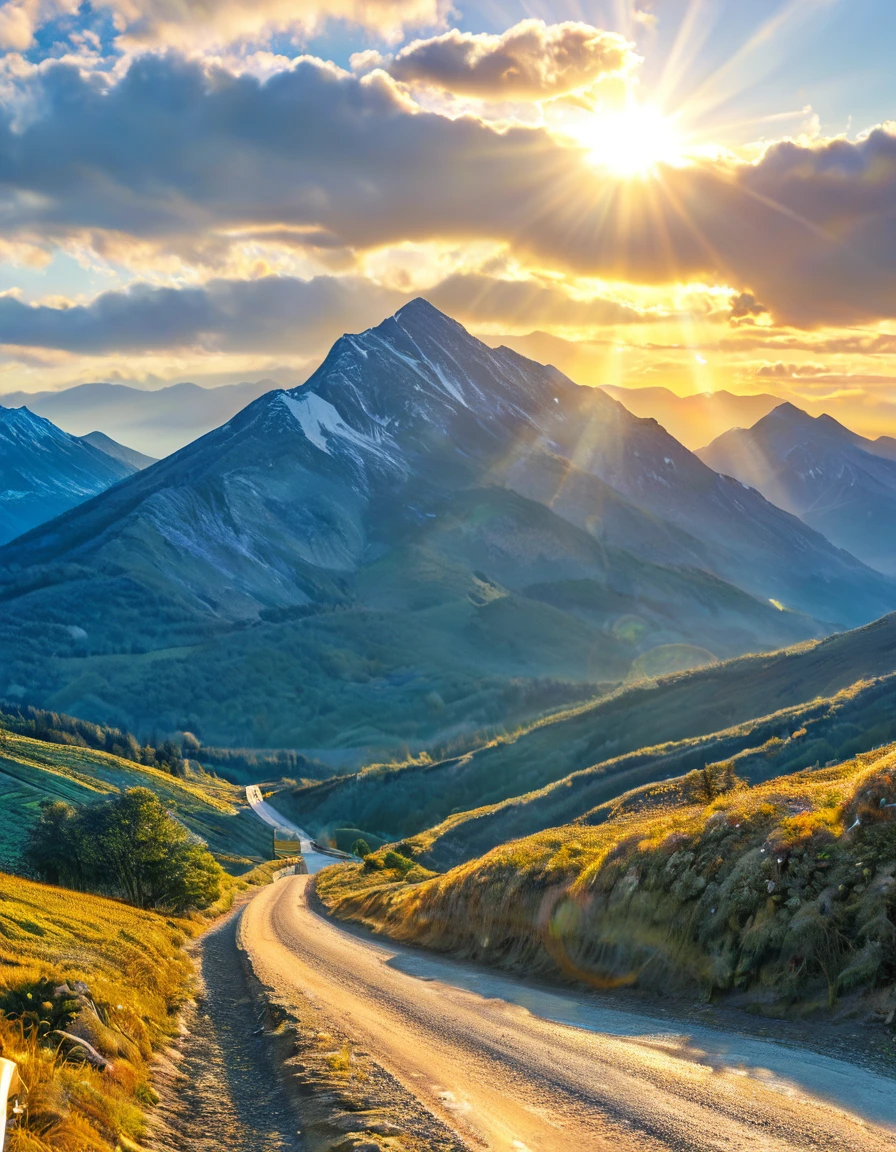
{"left": 319, "top": 745, "right": 896, "bottom": 1015}
{"left": 0, "top": 872, "right": 195, "bottom": 1151}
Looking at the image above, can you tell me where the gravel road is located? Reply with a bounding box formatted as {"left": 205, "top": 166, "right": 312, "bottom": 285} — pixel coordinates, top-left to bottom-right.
{"left": 241, "top": 874, "right": 896, "bottom": 1152}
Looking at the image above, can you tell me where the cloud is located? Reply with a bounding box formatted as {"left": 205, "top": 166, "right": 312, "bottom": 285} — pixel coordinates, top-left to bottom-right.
{"left": 0, "top": 0, "right": 79, "bottom": 50}
{"left": 756, "top": 361, "right": 829, "bottom": 378}
{"left": 4, "top": 55, "right": 896, "bottom": 328}
{"left": 384, "top": 20, "right": 634, "bottom": 99}
{"left": 13, "top": 0, "right": 446, "bottom": 51}
{"left": 0, "top": 268, "right": 657, "bottom": 356}
{"left": 729, "top": 291, "right": 768, "bottom": 322}
{"left": 0, "top": 275, "right": 405, "bottom": 354}
{"left": 426, "top": 272, "right": 651, "bottom": 328}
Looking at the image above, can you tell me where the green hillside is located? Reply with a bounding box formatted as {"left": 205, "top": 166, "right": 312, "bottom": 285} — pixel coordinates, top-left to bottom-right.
{"left": 405, "top": 673, "right": 896, "bottom": 871}
{"left": 281, "top": 611, "right": 896, "bottom": 841}
{"left": 0, "top": 727, "right": 270, "bottom": 873}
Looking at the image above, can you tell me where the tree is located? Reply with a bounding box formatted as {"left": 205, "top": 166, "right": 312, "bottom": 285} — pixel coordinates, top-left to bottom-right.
{"left": 351, "top": 838, "right": 372, "bottom": 859}
{"left": 26, "top": 788, "right": 223, "bottom": 912}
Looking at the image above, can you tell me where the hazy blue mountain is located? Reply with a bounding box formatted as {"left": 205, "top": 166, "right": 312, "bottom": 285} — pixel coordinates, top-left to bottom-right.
{"left": 80, "top": 431, "right": 157, "bottom": 471}
{"left": 0, "top": 301, "right": 891, "bottom": 753}
{"left": 0, "top": 406, "right": 137, "bottom": 545}
{"left": 0, "top": 380, "right": 275, "bottom": 458}
{"left": 698, "top": 403, "right": 896, "bottom": 574}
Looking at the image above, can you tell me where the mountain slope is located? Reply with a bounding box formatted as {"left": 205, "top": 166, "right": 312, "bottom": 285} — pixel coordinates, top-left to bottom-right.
{"left": 0, "top": 301, "right": 890, "bottom": 751}
{"left": 318, "top": 742, "right": 896, "bottom": 1016}
{"left": 279, "top": 609, "right": 896, "bottom": 841}
{"left": 0, "top": 406, "right": 137, "bottom": 544}
{"left": 81, "top": 429, "right": 157, "bottom": 470}
{"left": 698, "top": 403, "right": 896, "bottom": 573}
{"left": 0, "top": 379, "right": 275, "bottom": 457}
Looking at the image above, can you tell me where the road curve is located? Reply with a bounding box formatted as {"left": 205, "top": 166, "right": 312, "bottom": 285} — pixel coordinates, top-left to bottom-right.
{"left": 240, "top": 875, "right": 896, "bottom": 1152}
{"left": 244, "top": 786, "right": 334, "bottom": 873}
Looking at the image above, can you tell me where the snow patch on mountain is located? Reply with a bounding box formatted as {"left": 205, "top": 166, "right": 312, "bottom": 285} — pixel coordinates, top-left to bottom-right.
{"left": 279, "top": 392, "right": 400, "bottom": 467}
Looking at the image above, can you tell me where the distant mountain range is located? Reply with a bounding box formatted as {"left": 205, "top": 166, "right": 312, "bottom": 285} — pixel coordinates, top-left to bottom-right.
{"left": 600, "top": 385, "right": 784, "bottom": 449}
{"left": 0, "top": 380, "right": 275, "bottom": 458}
{"left": 698, "top": 403, "right": 896, "bottom": 574}
{"left": 0, "top": 301, "right": 892, "bottom": 754}
{"left": 0, "top": 407, "right": 140, "bottom": 545}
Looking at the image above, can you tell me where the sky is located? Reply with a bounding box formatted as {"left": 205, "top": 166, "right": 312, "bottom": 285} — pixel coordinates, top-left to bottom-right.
{"left": 2, "top": 0, "right": 896, "bottom": 436}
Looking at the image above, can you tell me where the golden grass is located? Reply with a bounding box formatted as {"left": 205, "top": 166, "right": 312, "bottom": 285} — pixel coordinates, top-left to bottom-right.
{"left": 318, "top": 745, "right": 896, "bottom": 1010}
{"left": 0, "top": 871, "right": 196, "bottom": 1150}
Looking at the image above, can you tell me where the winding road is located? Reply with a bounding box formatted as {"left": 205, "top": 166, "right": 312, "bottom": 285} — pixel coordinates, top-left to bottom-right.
{"left": 244, "top": 785, "right": 336, "bottom": 873}
{"left": 240, "top": 874, "right": 896, "bottom": 1152}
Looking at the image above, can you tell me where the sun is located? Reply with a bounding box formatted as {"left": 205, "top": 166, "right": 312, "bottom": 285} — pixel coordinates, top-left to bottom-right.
{"left": 575, "top": 104, "right": 684, "bottom": 178}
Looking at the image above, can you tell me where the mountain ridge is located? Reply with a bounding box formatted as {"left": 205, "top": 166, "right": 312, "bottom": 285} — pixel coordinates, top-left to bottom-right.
{"left": 0, "top": 404, "right": 138, "bottom": 545}
{"left": 698, "top": 402, "right": 896, "bottom": 574}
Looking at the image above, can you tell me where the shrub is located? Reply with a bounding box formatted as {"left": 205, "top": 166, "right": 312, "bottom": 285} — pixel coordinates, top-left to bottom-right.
{"left": 25, "top": 788, "right": 223, "bottom": 911}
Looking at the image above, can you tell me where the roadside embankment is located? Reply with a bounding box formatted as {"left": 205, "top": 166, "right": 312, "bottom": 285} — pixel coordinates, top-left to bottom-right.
{"left": 317, "top": 746, "right": 896, "bottom": 1023}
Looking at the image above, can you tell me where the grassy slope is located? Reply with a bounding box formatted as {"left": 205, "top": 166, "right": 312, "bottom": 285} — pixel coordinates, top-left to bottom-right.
{"left": 0, "top": 872, "right": 194, "bottom": 1151}
{"left": 318, "top": 746, "right": 896, "bottom": 1015}
{"left": 0, "top": 728, "right": 271, "bottom": 873}
{"left": 406, "top": 674, "right": 896, "bottom": 871}
{"left": 284, "top": 611, "right": 896, "bottom": 840}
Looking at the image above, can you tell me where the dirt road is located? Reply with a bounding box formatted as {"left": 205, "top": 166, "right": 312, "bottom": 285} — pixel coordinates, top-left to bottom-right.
{"left": 241, "top": 874, "right": 896, "bottom": 1152}
{"left": 148, "top": 902, "right": 302, "bottom": 1152}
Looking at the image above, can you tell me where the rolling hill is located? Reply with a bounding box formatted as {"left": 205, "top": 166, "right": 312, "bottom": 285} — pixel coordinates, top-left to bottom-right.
{"left": 279, "top": 609, "right": 896, "bottom": 842}
{"left": 0, "top": 300, "right": 891, "bottom": 755}
{"left": 698, "top": 403, "right": 896, "bottom": 574}
{"left": 0, "top": 719, "right": 271, "bottom": 872}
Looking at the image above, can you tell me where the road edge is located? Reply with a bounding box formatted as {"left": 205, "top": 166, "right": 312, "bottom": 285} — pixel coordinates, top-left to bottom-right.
{"left": 234, "top": 877, "right": 469, "bottom": 1152}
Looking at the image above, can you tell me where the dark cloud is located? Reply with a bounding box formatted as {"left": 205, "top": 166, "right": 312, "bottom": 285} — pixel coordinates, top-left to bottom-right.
{"left": 0, "top": 276, "right": 405, "bottom": 354}
{"left": 730, "top": 291, "right": 768, "bottom": 321}
{"left": 3, "top": 55, "right": 896, "bottom": 328}
{"left": 0, "top": 269, "right": 657, "bottom": 355}
{"left": 386, "top": 20, "right": 633, "bottom": 98}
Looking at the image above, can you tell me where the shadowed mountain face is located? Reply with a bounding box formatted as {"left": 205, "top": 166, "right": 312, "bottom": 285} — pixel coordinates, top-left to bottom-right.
{"left": 0, "top": 301, "right": 891, "bottom": 752}
{"left": 698, "top": 403, "right": 896, "bottom": 575}
{"left": 0, "top": 406, "right": 137, "bottom": 545}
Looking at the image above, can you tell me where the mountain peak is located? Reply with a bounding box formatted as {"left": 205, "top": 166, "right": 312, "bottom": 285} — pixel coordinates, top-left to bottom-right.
{"left": 767, "top": 401, "right": 812, "bottom": 423}
{"left": 0, "top": 404, "right": 66, "bottom": 441}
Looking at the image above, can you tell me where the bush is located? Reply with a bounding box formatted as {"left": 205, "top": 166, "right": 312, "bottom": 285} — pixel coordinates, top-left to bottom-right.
{"left": 25, "top": 787, "right": 223, "bottom": 911}
{"left": 382, "top": 850, "right": 415, "bottom": 875}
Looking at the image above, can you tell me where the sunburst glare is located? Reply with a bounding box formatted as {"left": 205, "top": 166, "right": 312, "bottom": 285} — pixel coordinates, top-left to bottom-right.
{"left": 572, "top": 102, "right": 685, "bottom": 177}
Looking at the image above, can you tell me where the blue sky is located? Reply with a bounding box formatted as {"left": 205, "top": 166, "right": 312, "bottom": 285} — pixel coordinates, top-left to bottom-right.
{"left": 1, "top": 0, "right": 896, "bottom": 437}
